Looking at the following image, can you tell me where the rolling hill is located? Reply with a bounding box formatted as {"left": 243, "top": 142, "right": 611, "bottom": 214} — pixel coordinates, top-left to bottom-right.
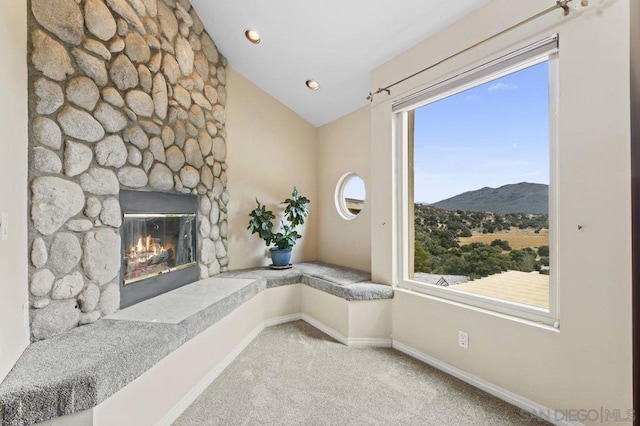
{"left": 431, "top": 182, "right": 549, "bottom": 214}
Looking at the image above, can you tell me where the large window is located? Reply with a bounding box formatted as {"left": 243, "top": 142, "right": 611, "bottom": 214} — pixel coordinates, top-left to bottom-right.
{"left": 395, "top": 37, "right": 558, "bottom": 325}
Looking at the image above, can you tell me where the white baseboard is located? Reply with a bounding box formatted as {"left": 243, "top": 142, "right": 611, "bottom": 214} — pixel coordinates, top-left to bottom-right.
{"left": 300, "top": 314, "right": 393, "bottom": 348}
{"left": 347, "top": 337, "right": 392, "bottom": 347}
{"left": 264, "top": 313, "right": 302, "bottom": 327}
{"left": 300, "top": 314, "right": 348, "bottom": 345}
{"left": 392, "top": 341, "right": 582, "bottom": 426}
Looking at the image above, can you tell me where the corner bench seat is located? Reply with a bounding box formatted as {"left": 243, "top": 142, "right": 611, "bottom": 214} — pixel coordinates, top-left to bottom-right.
{"left": 0, "top": 262, "right": 393, "bottom": 426}
{"left": 217, "top": 261, "right": 394, "bottom": 301}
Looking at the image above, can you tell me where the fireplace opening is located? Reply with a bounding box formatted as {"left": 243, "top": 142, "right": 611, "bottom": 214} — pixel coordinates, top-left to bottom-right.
{"left": 119, "top": 190, "right": 199, "bottom": 309}
{"left": 123, "top": 213, "right": 197, "bottom": 285}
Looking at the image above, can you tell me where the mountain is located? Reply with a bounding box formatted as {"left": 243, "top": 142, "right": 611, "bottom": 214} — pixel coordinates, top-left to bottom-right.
{"left": 431, "top": 182, "right": 549, "bottom": 214}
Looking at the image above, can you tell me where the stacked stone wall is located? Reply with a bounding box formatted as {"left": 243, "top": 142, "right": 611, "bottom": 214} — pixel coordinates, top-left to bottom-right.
{"left": 27, "top": 0, "right": 229, "bottom": 340}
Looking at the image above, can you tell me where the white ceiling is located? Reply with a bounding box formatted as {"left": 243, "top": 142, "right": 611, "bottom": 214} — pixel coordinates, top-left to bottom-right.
{"left": 191, "top": 0, "right": 490, "bottom": 127}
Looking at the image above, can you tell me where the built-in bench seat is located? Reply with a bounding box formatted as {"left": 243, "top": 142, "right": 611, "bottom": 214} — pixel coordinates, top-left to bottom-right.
{"left": 0, "top": 262, "right": 393, "bottom": 426}
{"left": 218, "top": 261, "right": 394, "bottom": 301}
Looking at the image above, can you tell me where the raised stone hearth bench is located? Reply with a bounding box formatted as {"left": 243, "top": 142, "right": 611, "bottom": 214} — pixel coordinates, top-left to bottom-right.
{"left": 0, "top": 262, "right": 393, "bottom": 426}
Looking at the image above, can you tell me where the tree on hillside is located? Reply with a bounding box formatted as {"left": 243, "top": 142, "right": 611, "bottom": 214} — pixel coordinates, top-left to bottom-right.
{"left": 483, "top": 223, "right": 496, "bottom": 233}
{"left": 460, "top": 242, "right": 485, "bottom": 252}
{"left": 490, "top": 239, "right": 512, "bottom": 251}
{"left": 460, "top": 229, "right": 472, "bottom": 237}
{"left": 509, "top": 248, "right": 537, "bottom": 272}
{"left": 414, "top": 244, "right": 431, "bottom": 272}
{"left": 462, "top": 245, "right": 510, "bottom": 278}
{"left": 537, "top": 245, "right": 549, "bottom": 257}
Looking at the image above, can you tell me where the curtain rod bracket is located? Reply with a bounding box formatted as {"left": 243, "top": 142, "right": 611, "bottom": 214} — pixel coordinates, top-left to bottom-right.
{"left": 557, "top": 0, "right": 571, "bottom": 16}
{"left": 367, "top": 88, "right": 391, "bottom": 103}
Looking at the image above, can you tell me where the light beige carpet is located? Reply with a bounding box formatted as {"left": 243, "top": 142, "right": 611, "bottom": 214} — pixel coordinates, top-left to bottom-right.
{"left": 174, "top": 321, "right": 548, "bottom": 425}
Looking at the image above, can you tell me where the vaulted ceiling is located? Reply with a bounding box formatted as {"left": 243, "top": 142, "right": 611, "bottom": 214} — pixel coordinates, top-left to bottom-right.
{"left": 191, "top": 0, "right": 489, "bottom": 127}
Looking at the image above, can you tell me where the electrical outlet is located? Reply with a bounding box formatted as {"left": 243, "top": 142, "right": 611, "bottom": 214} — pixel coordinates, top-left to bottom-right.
{"left": 458, "top": 330, "right": 469, "bottom": 349}
{"left": 0, "top": 212, "right": 8, "bottom": 241}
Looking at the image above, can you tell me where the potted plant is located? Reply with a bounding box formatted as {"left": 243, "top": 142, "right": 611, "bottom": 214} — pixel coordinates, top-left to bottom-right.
{"left": 248, "top": 187, "right": 310, "bottom": 268}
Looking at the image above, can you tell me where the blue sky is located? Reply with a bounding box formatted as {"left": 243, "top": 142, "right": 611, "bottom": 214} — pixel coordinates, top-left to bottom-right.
{"left": 413, "top": 61, "right": 550, "bottom": 204}
{"left": 343, "top": 175, "right": 366, "bottom": 201}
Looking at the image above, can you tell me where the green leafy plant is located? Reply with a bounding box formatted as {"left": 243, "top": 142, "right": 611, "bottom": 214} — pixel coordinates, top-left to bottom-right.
{"left": 283, "top": 187, "right": 310, "bottom": 227}
{"left": 248, "top": 187, "right": 310, "bottom": 250}
{"left": 248, "top": 200, "right": 276, "bottom": 245}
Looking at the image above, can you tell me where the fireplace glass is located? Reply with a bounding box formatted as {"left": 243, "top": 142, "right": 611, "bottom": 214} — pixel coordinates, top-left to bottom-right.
{"left": 122, "top": 213, "right": 197, "bottom": 285}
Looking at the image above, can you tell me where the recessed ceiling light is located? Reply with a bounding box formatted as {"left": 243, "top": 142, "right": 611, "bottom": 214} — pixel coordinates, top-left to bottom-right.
{"left": 305, "top": 79, "right": 320, "bottom": 91}
{"left": 244, "top": 29, "right": 261, "bottom": 44}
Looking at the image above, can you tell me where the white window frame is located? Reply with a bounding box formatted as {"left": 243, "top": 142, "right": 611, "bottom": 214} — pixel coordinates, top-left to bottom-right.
{"left": 335, "top": 172, "right": 366, "bottom": 220}
{"left": 394, "top": 36, "right": 560, "bottom": 327}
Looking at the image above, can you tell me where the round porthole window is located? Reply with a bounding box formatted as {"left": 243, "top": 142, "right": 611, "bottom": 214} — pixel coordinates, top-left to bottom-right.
{"left": 335, "top": 173, "right": 366, "bottom": 220}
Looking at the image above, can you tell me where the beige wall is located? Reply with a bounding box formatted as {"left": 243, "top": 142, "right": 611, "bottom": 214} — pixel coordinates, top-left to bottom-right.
{"left": 264, "top": 284, "right": 302, "bottom": 320}
{"left": 301, "top": 286, "right": 349, "bottom": 337}
{"left": 316, "top": 107, "right": 371, "bottom": 272}
{"left": 0, "top": 0, "right": 30, "bottom": 381}
{"left": 348, "top": 300, "right": 392, "bottom": 341}
{"left": 225, "top": 68, "right": 318, "bottom": 269}
{"left": 370, "top": 0, "right": 632, "bottom": 419}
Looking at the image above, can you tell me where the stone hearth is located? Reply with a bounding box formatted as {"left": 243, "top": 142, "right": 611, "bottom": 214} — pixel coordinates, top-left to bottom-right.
{"left": 27, "top": 0, "right": 229, "bottom": 340}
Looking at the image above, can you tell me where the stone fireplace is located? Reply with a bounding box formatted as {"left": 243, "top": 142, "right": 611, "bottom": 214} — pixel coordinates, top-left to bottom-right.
{"left": 119, "top": 190, "right": 198, "bottom": 308}
{"left": 27, "top": 0, "right": 229, "bottom": 341}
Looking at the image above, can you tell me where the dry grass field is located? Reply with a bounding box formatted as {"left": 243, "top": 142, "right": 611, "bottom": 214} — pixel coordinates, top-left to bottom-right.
{"left": 458, "top": 227, "right": 549, "bottom": 250}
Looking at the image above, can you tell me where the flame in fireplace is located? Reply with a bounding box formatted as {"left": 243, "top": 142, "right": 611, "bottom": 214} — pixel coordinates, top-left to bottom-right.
{"left": 127, "top": 234, "right": 171, "bottom": 280}
{"left": 133, "top": 235, "right": 162, "bottom": 255}
{"left": 122, "top": 212, "right": 196, "bottom": 285}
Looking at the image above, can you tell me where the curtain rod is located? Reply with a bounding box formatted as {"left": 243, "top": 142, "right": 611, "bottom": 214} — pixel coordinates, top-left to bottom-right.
{"left": 366, "top": 0, "right": 587, "bottom": 102}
